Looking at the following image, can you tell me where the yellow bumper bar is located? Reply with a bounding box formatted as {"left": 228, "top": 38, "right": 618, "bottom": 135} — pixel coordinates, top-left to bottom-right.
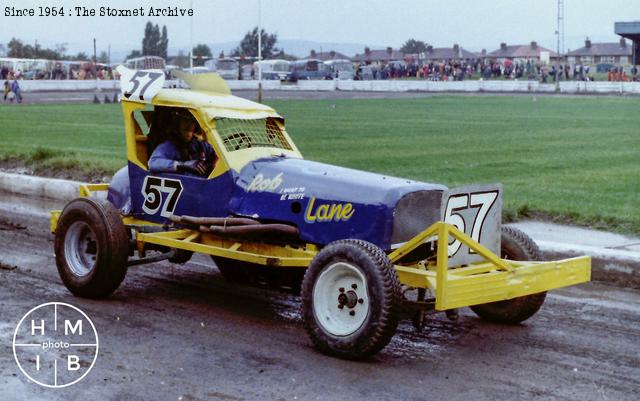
{"left": 390, "top": 222, "right": 591, "bottom": 310}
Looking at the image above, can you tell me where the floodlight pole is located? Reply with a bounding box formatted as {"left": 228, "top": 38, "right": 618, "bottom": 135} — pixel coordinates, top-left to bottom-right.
{"left": 257, "top": 0, "right": 263, "bottom": 103}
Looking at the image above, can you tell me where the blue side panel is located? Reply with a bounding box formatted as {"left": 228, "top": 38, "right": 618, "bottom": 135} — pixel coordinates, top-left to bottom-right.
{"left": 229, "top": 158, "right": 446, "bottom": 249}
{"left": 128, "top": 162, "right": 236, "bottom": 224}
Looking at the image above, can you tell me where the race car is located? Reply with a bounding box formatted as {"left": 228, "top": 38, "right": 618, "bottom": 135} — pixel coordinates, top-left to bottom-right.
{"left": 50, "top": 67, "right": 591, "bottom": 359}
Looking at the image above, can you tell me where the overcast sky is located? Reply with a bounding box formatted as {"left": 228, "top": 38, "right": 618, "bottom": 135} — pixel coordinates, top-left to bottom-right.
{"left": 1, "top": 0, "right": 638, "bottom": 55}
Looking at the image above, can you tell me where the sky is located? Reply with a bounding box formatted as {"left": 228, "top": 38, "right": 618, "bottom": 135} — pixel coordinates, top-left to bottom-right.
{"left": 1, "top": 0, "right": 639, "bottom": 57}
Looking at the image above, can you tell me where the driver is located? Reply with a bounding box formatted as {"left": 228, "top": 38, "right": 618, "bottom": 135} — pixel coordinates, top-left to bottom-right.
{"left": 148, "top": 109, "right": 216, "bottom": 176}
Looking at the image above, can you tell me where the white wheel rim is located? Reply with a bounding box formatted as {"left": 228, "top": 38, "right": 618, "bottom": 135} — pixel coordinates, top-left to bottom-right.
{"left": 64, "top": 221, "right": 97, "bottom": 277}
{"left": 312, "top": 262, "right": 370, "bottom": 336}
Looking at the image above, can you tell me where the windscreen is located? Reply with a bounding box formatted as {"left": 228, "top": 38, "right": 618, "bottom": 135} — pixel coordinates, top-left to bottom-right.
{"left": 215, "top": 118, "right": 293, "bottom": 152}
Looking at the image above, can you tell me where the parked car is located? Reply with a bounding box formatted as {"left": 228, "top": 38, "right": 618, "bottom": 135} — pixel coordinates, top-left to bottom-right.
{"left": 324, "top": 59, "right": 355, "bottom": 80}
{"left": 204, "top": 58, "right": 239, "bottom": 80}
{"left": 356, "top": 65, "right": 374, "bottom": 80}
{"left": 290, "top": 59, "right": 328, "bottom": 81}
{"left": 254, "top": 59, "right": 291, "bottom": 81}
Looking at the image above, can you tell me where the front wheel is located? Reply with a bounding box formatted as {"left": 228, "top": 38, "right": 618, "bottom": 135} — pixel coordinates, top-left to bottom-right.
{"left": 301, "top": 239, "right": 402, "bottom": 359}
{"left": 470, "top": 226, "right": 547, "bottom": 324}
{"left": 54, "top": 198, "right": 129, "bottom": 298}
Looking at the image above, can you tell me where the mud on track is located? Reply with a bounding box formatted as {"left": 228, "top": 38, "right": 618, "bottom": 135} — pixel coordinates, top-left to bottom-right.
{"left": 0, "top": 192, "right": 639, "bottom": 401}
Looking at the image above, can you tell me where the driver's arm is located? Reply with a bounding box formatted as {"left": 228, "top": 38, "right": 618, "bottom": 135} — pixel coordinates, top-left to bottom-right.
{"left": 148, "top": 141, "right": 181, "bottom": 173}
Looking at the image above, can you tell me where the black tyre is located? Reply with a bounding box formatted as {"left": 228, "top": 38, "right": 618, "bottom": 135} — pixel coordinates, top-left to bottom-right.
{"left": 212, "top": 257, "right": 306, "bottom": 294}
{"left": 54, "top": 198, "right": 129, "bottom": 298}
{"left": 470, "top": 226, "right": 547, "bottom": 324}
{"left": 301, "top": 239, "right": 402, "bottom": 360}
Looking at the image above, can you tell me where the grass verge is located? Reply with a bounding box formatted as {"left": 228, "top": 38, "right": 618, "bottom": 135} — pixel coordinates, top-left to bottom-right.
{"left": 0, "top": 95, "right": 638, "bottom": 235}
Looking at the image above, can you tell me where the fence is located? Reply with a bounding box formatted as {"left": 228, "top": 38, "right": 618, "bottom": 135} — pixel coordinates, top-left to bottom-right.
{"left": 15, "top": 79, "right": 640, "bottom": 95}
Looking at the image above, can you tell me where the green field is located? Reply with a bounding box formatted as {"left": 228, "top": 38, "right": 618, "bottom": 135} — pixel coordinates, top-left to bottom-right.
{"left": 1, "top": 95, "right": 638, "bottom": 234}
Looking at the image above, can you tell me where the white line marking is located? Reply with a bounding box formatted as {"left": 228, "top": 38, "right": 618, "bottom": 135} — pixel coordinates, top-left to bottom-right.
{"left": 54, "top": 304, "right": 57, "bottom": 332}
{"left": 69, "top": 344, "right": 98, "bottom": 347}
{"left": 13, "top": 343, "right": 41, "bottom": 347}
{"left": 54, "top": 359, "right": 57, "bottom": 387}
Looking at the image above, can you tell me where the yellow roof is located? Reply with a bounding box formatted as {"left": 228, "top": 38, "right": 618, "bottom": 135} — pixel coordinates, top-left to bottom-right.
{"left": 120, "top": 68, "right": 281, "bottom": 120}
{"left": 150, "top": 88, "right": 281, "bottom": 120}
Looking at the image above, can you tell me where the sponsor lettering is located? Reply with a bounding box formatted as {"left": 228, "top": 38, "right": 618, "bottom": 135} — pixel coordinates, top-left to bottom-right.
{"left": 304, "top": 197, "right": 355, "bottom": 223}
{"left": 247, "top": 173, "right": 283, "bottom": 192}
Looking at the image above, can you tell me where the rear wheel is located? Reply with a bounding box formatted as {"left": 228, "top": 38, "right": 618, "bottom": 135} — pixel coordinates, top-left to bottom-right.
{"left": 54, "top": 198, "right": 129, "bottom": 298}
{"left": 301, "top": 239, "right": 402, "bottom": 359}
{"left": 470, "top": 226, "right": 546, "bottom": 324}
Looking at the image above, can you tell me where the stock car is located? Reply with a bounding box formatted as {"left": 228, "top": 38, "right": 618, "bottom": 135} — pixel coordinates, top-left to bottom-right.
{"left": 50, "top": 67, "right": 591, "bottom": 359}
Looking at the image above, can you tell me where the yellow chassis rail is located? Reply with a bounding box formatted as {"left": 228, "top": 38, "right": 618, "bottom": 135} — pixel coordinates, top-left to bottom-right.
{"left": 51, "top": 184, "right": 591, "bottom": 311}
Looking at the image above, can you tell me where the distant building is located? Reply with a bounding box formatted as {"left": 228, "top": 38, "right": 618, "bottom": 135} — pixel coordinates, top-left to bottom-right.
{"left": 566, "top": 38, "right": 633, "bottom": 66}
{"left": 421, "top": 44, "right": 477, "bottom": 62}
{"left": 475, "top": 49, "right": 489, "bottom": 61}
{"left": 488, "top": 42, "right": 560, "bottom": 63}
{"left": 306, "top": 50, "right": 351, "bottom": 61}
{"left": 615, "top": 21, "right": 640, "bottom": 65}
{"left": 352, "top": 48, "right": 404, "bottom": 66}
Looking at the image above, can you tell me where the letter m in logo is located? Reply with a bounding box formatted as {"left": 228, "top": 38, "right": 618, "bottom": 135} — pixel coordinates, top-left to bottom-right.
{"left": 65, "top": 320, "right": 83, "bottom": 335}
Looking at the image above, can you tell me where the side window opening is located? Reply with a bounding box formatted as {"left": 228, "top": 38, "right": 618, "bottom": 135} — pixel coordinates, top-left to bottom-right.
{"left": 132, "top": 105, "right": 153, "bottom": 166}
{"left": 132, "top": 106, "right": 208, "bottom": 167}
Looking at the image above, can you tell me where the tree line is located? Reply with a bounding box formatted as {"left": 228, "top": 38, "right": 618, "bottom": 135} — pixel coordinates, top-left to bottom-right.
{"left": 1, "top": 20, "right": 426, "bottom": 68}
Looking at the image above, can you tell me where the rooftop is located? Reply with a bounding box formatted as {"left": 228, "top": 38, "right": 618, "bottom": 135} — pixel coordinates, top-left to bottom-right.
{"left": 352, "top": 48, "right": 405, "bottom": 62}
{"left": 566, "top": 39, "right": 632, "bottom": 57}
{"left": 488, "top": 42, "right": 560, "bottom": 59}
{"left": 422, "top": 45, "right": 477, "bottom": 60}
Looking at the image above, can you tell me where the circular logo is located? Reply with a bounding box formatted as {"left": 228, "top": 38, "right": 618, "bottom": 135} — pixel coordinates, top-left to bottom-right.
{"left": 12, "top": 302, "right": 99, "bottom": 388}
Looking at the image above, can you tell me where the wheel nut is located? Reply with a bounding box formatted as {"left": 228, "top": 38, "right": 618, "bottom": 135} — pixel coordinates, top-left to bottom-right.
{"left": 351, "top": 284, "right": 357, "bottom": 289}
{"left": 358, "top": 298, "right": 364, "bottom": 304}
{"left": 349, "top": 310, "right": 355, "bottom": 316}
{"left": 339, "top": 287, "right": 345, "bottom": 293}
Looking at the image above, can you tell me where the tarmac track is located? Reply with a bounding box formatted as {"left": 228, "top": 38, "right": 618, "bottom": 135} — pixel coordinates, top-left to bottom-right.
{"left": 0, "top": 192, "right": 639, "bottom": 401}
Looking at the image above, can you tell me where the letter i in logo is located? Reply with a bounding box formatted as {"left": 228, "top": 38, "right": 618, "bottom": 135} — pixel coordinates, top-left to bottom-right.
{"left": 13, "top": 302, "right": 99, "bottom": 388}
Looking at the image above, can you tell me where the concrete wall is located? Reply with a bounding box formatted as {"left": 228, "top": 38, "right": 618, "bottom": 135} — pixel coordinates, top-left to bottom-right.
{"left": 17, "top": 79, "right": 640, "bottom": 95}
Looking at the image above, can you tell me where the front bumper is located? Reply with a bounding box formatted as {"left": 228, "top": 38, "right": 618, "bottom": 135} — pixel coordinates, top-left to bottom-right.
{"left": 389, "top": 222, "right": 591, "bottom": 310}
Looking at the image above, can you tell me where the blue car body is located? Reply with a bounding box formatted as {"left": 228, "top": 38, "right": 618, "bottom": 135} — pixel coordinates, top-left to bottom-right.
{"left": 111, "top": 157, "right": 446, "bottom": 251}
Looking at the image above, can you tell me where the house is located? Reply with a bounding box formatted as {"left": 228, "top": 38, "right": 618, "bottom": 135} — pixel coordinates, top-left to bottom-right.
{"left": 487, "top": 42, "right": 560, "bottom": 64}
{"left": 352, "top": 48, "right": 404, "bottom": 66}
{"left": 566, "top": 38, "right": 633, "bottom": 66}
{"left": 306, "top": 50, "right": 351, "bottom": 61}
{"left": 421, "top": 44, "right": 477, "bottom": 62}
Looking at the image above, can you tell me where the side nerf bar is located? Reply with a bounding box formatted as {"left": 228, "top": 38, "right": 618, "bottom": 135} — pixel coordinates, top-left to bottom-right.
{"left": 389, "top": 222, "right": 591, "bottom": 311}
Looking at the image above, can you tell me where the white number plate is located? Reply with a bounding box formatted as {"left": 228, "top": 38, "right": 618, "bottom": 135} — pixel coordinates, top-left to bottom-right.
{"left": 117, "top": 66, "right": 165, "bottom": 102}
{"left": 441, "top": 184, "right": 502, "bottom": 267}
{"left": 141, "top": 176, "right": 183, "bottom": 218}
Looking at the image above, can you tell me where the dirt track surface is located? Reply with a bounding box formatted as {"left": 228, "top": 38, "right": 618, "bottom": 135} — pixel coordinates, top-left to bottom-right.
{"left": 1, "top": 192, "right": 639, "bottom": 401}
